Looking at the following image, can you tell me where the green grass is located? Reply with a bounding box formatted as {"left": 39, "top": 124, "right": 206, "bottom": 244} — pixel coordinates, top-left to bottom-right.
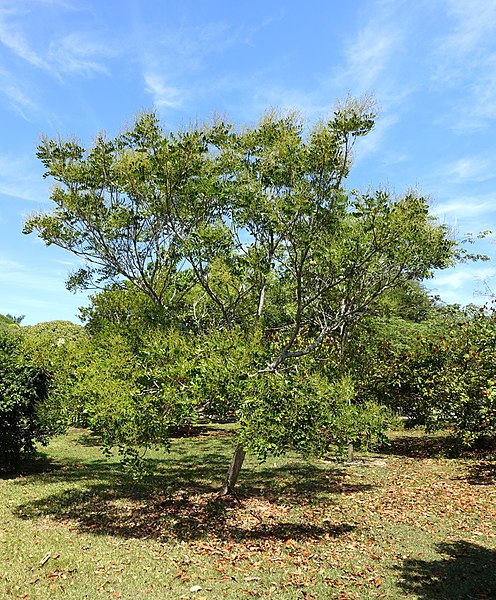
{"left": 1, "top": 427, "right": 495, "bottom": 599}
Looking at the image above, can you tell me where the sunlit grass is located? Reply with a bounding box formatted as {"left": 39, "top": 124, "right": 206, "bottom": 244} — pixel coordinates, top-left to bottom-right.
{"left": 1, "top": 427, "right": 495, "bottom": 599}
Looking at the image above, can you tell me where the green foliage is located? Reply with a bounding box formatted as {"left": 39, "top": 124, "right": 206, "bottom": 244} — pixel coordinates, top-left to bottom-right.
{"left": 23, "top": 102, "right": 460, "bottom": 473}
{"left": 25, "top": 105, "right": 456, "bottom": 371}
{"left": 0, "top": 313, "right": 21, "bottom": 330}
{"left": 238, "top": 371, "right": 390, "bottom": 461}
{"left": 359, "top": 305, "right": 496, "bottom": 448}
{"left": 0, "top": 329, "right": 52, "bottom": 470}
{"left": 16, "top": 321, "right": 88, "bottom": 431}
{"left": 22, "top": 320, "right": 85, "bottom": 342}
{"left": 79, "top": 283, "right": 168, "bottom": 336}
{"left": 46, "top": 326, "right": 264, "bottom": 473}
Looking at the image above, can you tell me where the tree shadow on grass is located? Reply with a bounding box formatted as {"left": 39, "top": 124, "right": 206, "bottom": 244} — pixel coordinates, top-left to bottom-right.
{"left": 384, "top": 431, "right": 496, "bottom": 463}
{"left": 381, "top": 433, "right": 456, "bottom": 459}
{"left": 11, "top": 441, "right": 366, "bottom": 543}
{"left": 459, "top": 461, "right": 496, "bottom": 486}
{"left": 0, "top": 453, "right": 62, "bottom": 479}
{"left": 397, "top": 541, "right": 496, "bottom": 599}
{"left": 15, "top": 483, "right": 357, "bottom": 543}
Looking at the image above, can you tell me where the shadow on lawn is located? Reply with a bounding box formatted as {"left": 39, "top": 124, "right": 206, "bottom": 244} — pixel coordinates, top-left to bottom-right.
{"left": 12, "top": 434, "right": 366, "bottom": 543}
{"left": 382, "top": 433, "right": 456, "bottom": 459}
{"left": 0, "top": 454, "right": 62, "bottom": 480}
{"left": 460, "top": 461, "right": 496, "bottom": 486}
{"left": 398, "top": 541, "right": 496, "bottom": 600}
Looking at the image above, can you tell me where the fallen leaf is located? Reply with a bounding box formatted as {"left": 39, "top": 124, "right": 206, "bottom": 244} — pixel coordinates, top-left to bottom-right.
{"left": 38, "top": 553, "right": 51, "bottom": 568}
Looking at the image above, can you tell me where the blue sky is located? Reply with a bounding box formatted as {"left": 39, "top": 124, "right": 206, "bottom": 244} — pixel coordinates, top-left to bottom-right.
{"left": 1, "top": 0, "right": 495, "bottom": 325}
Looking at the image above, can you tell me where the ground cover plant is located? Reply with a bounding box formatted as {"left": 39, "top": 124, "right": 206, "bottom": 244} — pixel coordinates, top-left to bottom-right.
{"left": 1, "top": 427, "right": 494, "bottom": 599}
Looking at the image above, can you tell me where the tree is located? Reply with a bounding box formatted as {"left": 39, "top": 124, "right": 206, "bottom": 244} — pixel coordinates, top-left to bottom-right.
{"left": 0, "top": 329, "right": 52, "bottom": 470}
{"left": 24, "top": 102, "right": 457, "bottom": 491}
{"left": 5, "top": 314, "right": 25, "bottom": 325}
{"left": 360, "top": 304, "right": 496, "bottom": 448}
{"left": 0, "top": 313, "right": 22, "bottom": 328}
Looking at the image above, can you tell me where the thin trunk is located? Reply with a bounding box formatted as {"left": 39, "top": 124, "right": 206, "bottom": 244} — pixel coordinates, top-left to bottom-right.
{"left": 347, "top": 441, "right": 355, "bottom": 463}
{"left": 218, "top": 445, "right": 246, "bottom": 495}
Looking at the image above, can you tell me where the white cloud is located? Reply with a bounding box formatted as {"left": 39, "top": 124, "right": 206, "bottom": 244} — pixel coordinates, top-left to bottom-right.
{"left": 333, "top": 17, "right": 402, "bottom": 94}
{"left": 432, "top": 196, "right": 495, "bottom": 219}
{"left": 0, "top": 4, "right": 114, "bottom": 81}
{"left": 144, "top": 72, "right": 183, "bottom": 109}
{"left": 0, "top": 153, "right": 47, "bottom": 202}
{"left": 441, "top": 157, "right": 495, "bottom": 183}
{"left": 0, "top": 7, "right": 48, "bottom": 68}
{"left": 432, "top": 0, "right": 496, "bottom": 130}
{"left": 434, "top": 267, "right": 495, "bottom": 290}
{"left": 440, "top": 0, "right": 496, "bottom": 56}
{"left": 0, "top": 255, "right": 59, "bottom": 289}
{"left": 345, "top": 30, "right": 398, "bottom": 90}
{"left": 47, "top": 32, "right": 111, "bottom": 76}
{"left": 325, "top": 5, "right": 414, "bottom": 163}
{"left": 0, "top": 78, "right": 40, "bottom": 119}
{"left": 427, "top": 263, "right": 496, "bottom": 306}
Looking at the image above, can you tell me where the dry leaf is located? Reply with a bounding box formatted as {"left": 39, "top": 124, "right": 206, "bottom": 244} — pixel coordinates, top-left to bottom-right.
{"left": 38, "top": 553, "right": 51, "bottom": 568}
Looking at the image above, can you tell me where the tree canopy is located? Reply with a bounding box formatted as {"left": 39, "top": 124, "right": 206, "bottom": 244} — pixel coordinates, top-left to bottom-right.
{"left": 25, "top": 104, "right": 455, "bottom": 372}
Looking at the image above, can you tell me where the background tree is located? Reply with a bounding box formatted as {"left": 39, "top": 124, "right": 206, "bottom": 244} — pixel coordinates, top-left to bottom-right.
{"left": 358, "top": 303, "right": 496, "bottom": 448}
{"left": 0, "top": 329, "right": 52, "bottom": 471}
{"left": 0, "top": 313, "right": 22, "bottom": 328}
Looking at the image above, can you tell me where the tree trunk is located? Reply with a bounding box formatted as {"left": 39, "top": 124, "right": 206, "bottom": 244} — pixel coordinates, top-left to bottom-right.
{"left": 218, "top": 445, "right": 246, "bottom": 495}
{"left": 347, "top": 440, "right": 354, "bottom": 463}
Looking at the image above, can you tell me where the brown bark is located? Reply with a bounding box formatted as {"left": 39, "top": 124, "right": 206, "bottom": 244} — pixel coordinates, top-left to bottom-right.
{"left": 218, "top": 444, "right": 246, "bottom": 495}
{"left": 347, "top": 440, "right": 354, "bottom": 463}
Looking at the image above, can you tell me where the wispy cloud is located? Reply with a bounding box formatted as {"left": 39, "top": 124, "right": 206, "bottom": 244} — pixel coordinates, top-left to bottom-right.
{"left": 438, "top": 0, "right": 496, "bottom": 58}
{"left": 0, "top": 255, "right": 60, "bottom": 289}
{"left": 440, "top": 156, "right": 496, "bottom": 183}
{"left": 0, "top": 153, "right": 47, "bottom": 202}
{"left": 426, "top": 263, "right": 496, "bottom": 307}
{"left": 338, "top": 24, "right": 400, "bottom": 92}
{"left": 439, "top": 266, "right": 495, "bottom": 287}
{"left": 432, "top": 195, "right": 496, "bottom": 219}
{"left": 47, "top": 32, "right": 112, "bottom": 76}
{"left": 327, "top": 4, "right": 413, "bottom": 162}
{"left": 0, "top": 69, "right": 40, "bottom": 119}
{"left": 0, "top": 7, "right": 48, "bottom": 68}
{"left": 433, "top": 0, "right": 496, "bottom": 130}
{"left": 143, "top": 73, "right": 183, "bottom": 109}
{"left": 0, "top": 3, "right": 114, "bottom": 80}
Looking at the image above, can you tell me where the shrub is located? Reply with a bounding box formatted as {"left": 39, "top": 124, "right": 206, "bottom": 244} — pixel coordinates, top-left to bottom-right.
{"left": 359, "top": 307, "right": 496, "bottom": 449}
{"left": 0, "top": 331, "right": 51, "bottom": 470}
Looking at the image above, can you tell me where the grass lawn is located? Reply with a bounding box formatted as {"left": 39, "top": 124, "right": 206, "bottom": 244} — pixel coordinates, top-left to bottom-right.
{"left": 1, "top": 427, "right": 495, "bottom": 599}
